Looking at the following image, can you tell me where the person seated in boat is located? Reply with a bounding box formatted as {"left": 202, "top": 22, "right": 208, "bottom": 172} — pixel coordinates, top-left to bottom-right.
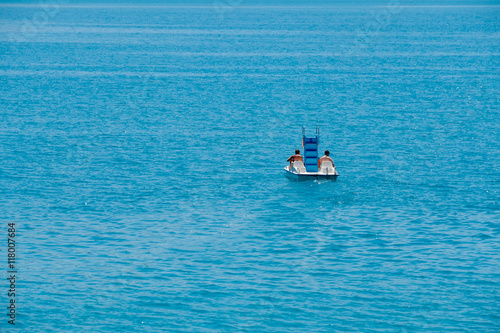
{"left": 287, "top": 149, "right": 303, "bottom": 166}
{"left": 318, "top": 150, "right": 334, "bottom": 168}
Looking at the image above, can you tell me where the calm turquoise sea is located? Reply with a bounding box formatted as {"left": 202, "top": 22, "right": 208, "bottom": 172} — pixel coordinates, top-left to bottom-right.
{"left": 1, "top": 1, "right": 499, "bottom": 332}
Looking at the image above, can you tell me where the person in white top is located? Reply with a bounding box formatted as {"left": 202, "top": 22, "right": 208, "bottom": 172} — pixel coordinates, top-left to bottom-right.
{"left": 318, "top": 150, "right": 334, "bottom": 169}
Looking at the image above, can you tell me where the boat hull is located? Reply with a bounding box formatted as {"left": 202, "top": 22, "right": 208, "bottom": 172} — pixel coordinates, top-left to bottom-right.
{"left": 284, "top": 167, "right": 338, "bottom": 181}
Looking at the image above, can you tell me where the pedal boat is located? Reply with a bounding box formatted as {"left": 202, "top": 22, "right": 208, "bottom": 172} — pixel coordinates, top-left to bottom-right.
{"left": 284, "top": 126, "right": 338, "bottom": 180}
{"left": 284, "top": 160, "right": 338, "bottom": 180}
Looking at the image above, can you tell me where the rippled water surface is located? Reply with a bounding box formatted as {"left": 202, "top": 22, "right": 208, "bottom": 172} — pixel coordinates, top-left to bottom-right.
{"left": 1, "top": 2, "right": 499, "bottom": 332}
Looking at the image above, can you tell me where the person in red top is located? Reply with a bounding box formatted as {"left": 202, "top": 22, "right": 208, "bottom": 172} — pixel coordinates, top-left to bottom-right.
{"left": 287, "top": 149, "right": 303, "bottom": 166}
{"left": 318, "top": 150, "right": 334, "bottom": 168}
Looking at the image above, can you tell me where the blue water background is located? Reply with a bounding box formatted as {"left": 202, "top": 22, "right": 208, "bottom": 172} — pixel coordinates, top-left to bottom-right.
{"left": 1, "top": 2, "right": 499, "bottom": 332}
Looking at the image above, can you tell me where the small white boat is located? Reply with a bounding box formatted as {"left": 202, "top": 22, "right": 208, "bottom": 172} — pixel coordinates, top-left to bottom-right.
{"left": 284, "top": 126, "right": 338, "bottom": 180}
{"left": 284, "top": 160, "right": 338, "bottom": 180}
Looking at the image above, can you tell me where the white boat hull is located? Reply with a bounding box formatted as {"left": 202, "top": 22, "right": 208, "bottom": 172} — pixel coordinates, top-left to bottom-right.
{"left": 284, "top": 166, "right": 338, "bottom": 181}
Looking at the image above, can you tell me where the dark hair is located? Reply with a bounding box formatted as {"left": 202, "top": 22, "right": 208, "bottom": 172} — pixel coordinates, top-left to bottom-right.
{"left": 325, "top": 150, "right": 329, "bottom": 156}
{"left": 295, "top": 149, "right": 300, "bottom": 154}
